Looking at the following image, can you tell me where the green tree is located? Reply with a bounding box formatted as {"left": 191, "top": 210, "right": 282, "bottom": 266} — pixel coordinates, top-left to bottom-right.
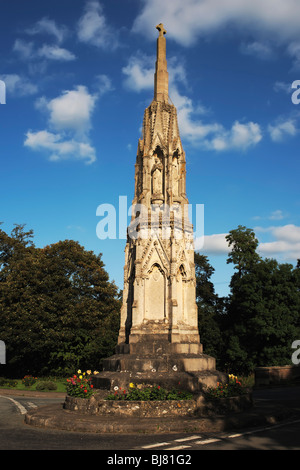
{"left": 0, "top": 225, "right": 121, "bottom": 377}
{"left": 195, "top": 253, "right": 225, "bottom": 362}
{"left": 224, "top": 226, "right": 300, "bottom": 375}
{"left": 226, "top": 225, "right": 261, "bottom": 277}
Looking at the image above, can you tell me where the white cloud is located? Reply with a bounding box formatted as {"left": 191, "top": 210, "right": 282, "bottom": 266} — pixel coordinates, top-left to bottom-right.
{"left": 273, "top": 81, "right": 293, "bottom": 94}
{"left": 37, "top": 85, "right": 97, "bottom": 135}
{"left": 269, "top": 210, "right": 286, "bottom": 221}
{"left": 122, "top": 53, "right": 262, "bottom": 152}
{"left": 25, "top": 17, "right": 68, "bottom": 44}
{"left": 77, "top": 1, "right": 118, "bottom": 50}
{"left": 272, "top": 224, "right": 300, "bottom": 243}
{"left": 195, "top": 233, "right": 230, "bottom": 254}
{"left": 175, "top": 90, "right": 262, "bottom": 151}
{"left": 240, "top": 41, "right": 274, "bottom": 60}
{"left": 287, "top": 42, "right": 300, "bottom": 70}
{"left": 13, "top": 38, "right": 75, "bottom": 62}
{"left": 256, "top": 224, "right": 300, "bottom": 261}
{"left": 13, "top": 39, "right": 35, "bottom": 60}
{"left": 253, "top": 210, "right": 287, "bottom": 221}
{"left": 94, "top": 74, "right": 114, "bottom": 96}
{"left": 24, "top": 130, "right": 96, "bottom": 164}
{"left": 208, "top": 121, "right": 262, "bottom": 151}
{"left": 195, "top": 224, "right": 300, "bottom": 262}
{"left": 122, "top": 53, "right": 154, "bottom": 92}
{"left": 25, "top": 85, "right": 103, "bottom": 164}
{"left": 37, "top": 44, "right": 76, "bottom": 61}
{"left": 268, "top": 118, "right": 298, "bottom": 142}
{"left": 0, "top": 74, "right": 38, "bottom": 97}
{"left": 133, "top": 0, "right": 300, "bottom": 47}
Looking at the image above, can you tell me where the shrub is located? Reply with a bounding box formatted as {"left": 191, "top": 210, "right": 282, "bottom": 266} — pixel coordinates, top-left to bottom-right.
{"left": 5, "top": 379, "right": 18, "bottom": 388}
{"left": 36, "top": 381, "right": 57, "bottom": 391}
{"left": 0, "top": 377, "right": 17, "bottom": 387}
{"left": 22, "top": 375, "right": 37, "bottom": 387}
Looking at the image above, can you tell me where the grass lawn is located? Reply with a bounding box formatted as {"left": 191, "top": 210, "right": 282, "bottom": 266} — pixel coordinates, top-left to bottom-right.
{"left": 0, "top": 377, "right": 67, "bottom": 393}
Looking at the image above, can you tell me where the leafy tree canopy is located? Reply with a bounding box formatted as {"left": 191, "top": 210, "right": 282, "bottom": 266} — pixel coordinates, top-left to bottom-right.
{"left": 0, "top": 224, "right": 121, "bottom": 377}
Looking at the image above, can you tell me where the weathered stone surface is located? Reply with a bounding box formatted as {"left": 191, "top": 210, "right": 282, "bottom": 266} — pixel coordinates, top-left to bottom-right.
{"left": 93, "top": 24, "right": 225, "bottom": 393}
{"left": 63, "top": 393, "right": 253, "bottom": 417}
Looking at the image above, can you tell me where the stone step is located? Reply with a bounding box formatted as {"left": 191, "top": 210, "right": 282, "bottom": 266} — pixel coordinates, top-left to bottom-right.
{"left": 102, "top": 352, "right": 216, "bottom": 374}
{"left": 92, "top": 370, "right": 227, "bottom": 393}
{"left": 115, "top": 341, "right": 203, "bottom": 355}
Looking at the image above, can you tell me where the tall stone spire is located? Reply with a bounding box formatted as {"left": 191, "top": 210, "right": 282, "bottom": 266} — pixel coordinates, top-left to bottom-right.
{"left": 154, "top": 23, "right": 169, "bottom": 103}
{"left": 119, "top": 22, "right": 200, "bottom": 351}
{"left": 93, "top": 24, "right": 225, "bottom": 393}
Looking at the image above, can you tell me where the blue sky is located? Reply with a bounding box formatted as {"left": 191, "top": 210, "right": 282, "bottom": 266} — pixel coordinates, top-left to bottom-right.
{"left": 1, "top": 0, "right": 300, "bottom": 297}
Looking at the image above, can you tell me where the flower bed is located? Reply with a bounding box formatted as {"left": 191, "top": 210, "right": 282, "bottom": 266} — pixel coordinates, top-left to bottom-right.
{"left": 204, "top": 374, "right": 249, "bottom": 399}
{"left": 64, "top": 376, "right": 252, "bottom": 417}
{"left": 106, "top": 383, "right": 193, "bottom": 401}
{"left": 199, "top": 374, "right": 253, "bottom": 414}
{"left": 66, "top": 370, "right": 99, "bottom": 398}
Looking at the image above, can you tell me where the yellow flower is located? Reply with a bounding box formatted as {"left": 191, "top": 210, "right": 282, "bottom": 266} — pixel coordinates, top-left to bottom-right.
{"left": 87, "top": 370, "right": 92, "bottom": 375}
{"left": 77, "top": 369, "right": 81, "bottom": 374}
{"left": 129, "top": 382, "right": 135, "bottom": 388}
{"left": 93, "top": 371, "right": 99, "bottom": 375}
{"left": 79, "top": 375, "right": 83, "bottom": 379}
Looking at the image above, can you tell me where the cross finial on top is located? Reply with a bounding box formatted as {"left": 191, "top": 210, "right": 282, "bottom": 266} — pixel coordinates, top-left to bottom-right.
{"left": 156, "top": 23, "right": 166, "bottom": 37}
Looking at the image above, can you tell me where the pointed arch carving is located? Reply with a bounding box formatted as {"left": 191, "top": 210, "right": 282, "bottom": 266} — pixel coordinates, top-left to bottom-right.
{"left": 141, "top": 238, "right": 170, "bottom": 276}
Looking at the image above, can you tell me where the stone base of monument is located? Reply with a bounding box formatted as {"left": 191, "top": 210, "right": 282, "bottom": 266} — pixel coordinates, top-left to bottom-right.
{"left": 25, "top": 391, "right": 255, "bottom": 435}
{"left": 92, "top": 340, "right": 227, "bottom": 393}
{"left": 63, "top": 392, "right": 253, "bottom": 417}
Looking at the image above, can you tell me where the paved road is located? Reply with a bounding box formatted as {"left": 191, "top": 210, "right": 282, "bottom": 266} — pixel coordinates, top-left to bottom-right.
{"left": 0, "top": 387, "right": 300, "bottom": 450}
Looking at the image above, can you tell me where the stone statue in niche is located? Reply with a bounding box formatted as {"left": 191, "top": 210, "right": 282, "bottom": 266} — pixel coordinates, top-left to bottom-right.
{"left": 172, "top": 155, "right": 179, "bottom": 197}
{"left": 152, "top": 167, "right": 162, "bottom": 194}
{"left": 152, "top": 149, "right": 163, "bottom": 197}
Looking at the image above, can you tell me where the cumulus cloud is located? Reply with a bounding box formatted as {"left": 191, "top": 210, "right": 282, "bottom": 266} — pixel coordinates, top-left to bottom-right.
{"left": 0, "top": 74, "right": 38, "bottom": 97}
{"left": 37, "top": 44, "right": 76, "bottom": 61}
{"left": 253, "top": 210, "right": 287, "bottom": 221}
{"left": 257, "top": 224, "right": 300, "bottom": 261}
{"left": 37, "top": 85, "right": 97, "bottom": 135}
{"left": 24, "top": 130, "right": 96, "bottom": 164}
{"left": 205, "top": 120, "right": 262, "bottom": 151}
{"left": 195, "top": 224, "right": 300, "bottom": 263}
{"left": 133, "top": 0, "right": 300, "bottom": 70}
{"left": 273, "top": 81, "right": 293, "bottom": 94}
{"left": 24, "top": 83, "right": 113, "bottom": 164}
{"left": 122, "top": 53, "right": 155, "bottom": 92}
{"left": 133, "top": 0, "right": 300, "bottom": 46}
{"left": 195, "top": 233, "right": 230, "bottom": 254}
{"left": 13, "top": 38, "right": 75, "bottom": 62}
{"left": 77, "top": 1, "right": 118, "bottom": 50}
{"left": 240, "top": 41, "right": 274, "bottom": 60}
{"left": 122, "top": 52, "right": 262, "bottom": 152}
{"left": 13, "top": 39, "right": 35, "bottom": 60}
{"left": 268, "top": 118, "right": 298, "bottom": 142}
{"left": 25, "top": 17, "right": 68, "bottom": 44}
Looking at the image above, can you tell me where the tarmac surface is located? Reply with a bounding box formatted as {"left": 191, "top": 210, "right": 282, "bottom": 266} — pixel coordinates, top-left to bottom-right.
{"left": 19, "top": 385, "right": 300, "bottom": 435}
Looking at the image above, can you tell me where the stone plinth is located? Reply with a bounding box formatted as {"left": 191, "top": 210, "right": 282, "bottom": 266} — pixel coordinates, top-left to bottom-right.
{"left": 92, "top": 339, "right": 226, "bottom": 393}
